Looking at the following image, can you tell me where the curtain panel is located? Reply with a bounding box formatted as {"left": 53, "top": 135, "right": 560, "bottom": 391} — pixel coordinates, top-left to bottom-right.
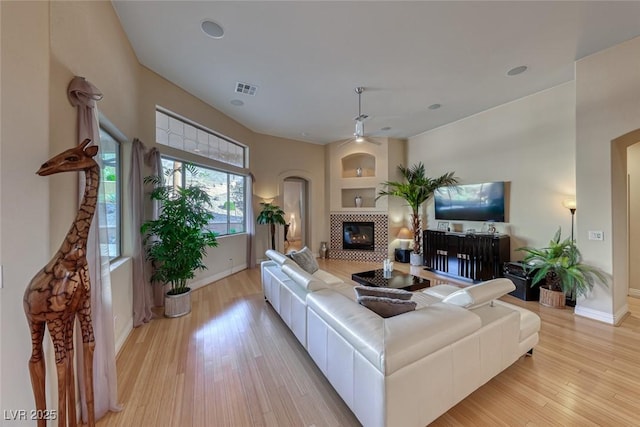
{"left": 68, "top": 76, "right": 122, "bottom": 422}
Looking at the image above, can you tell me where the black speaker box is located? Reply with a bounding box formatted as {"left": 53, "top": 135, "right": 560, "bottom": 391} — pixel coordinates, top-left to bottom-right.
{"left": 395, "top": 248, "right": 411, "bottom": 263}
{"left": 503, "top": 262, "right": 539, "bottom": 301}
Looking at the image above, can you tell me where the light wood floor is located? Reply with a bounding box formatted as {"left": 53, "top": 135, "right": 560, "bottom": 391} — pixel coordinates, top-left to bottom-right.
{"left": 98, "top": 260, "right": 640, "bottom": 426}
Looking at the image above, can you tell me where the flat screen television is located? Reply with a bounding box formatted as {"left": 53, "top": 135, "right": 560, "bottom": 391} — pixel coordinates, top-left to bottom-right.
{"left": 434, "top": 181, "right": 506, "bottom": 222}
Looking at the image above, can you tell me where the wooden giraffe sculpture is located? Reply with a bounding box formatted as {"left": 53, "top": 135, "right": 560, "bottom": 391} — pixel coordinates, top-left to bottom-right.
{"left": 24, "top": 139, "right": 99, "bottom": 427}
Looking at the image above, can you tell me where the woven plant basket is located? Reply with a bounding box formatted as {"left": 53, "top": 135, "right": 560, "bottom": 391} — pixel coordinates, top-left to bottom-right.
{"left": 539, "top": 286, "right": 566, "bottom": 308}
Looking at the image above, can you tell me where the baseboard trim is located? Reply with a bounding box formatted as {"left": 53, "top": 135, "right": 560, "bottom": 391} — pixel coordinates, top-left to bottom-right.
{"left": 574, "top": 303, "right": 629, "bottom": 325}
{"left": 115, "top": 319, "right": 133, "bottom": 355}
{"left": 628, "top": 288, "right": 640, "bottom": 298}
{"left": 190, "top": 264, "right": 248, "bottom": 291}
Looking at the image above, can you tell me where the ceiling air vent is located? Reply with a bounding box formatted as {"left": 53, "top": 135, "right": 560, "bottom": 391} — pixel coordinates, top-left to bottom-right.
{"left": 235, "top": 82, "right": 257, "bottom": 96}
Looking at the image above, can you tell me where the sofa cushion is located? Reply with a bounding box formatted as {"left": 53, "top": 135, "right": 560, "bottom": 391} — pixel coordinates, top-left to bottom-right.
{"left": 288, "top": 246, "right": 319, "bottom": 274}
{"left": 312, "top": 269, "right": 343, "bottom": 285}
{"left": 307, "top": 290, "right": 484, "bottom": 375}
{"left": 357, "top": 295, "right": 417, "bottom": 318}
{"left": 495, "top": 300, "right": 541, "bottom": 342}
{"left": 383, "top": 302, "right": 483, "bottom": 374}
{"left": 442, "top": 278, "right": 515, "bottom": 309}
{"left": 354, "top": 285, "right": 412, "bottom": 301}
{"left": 265, "top": 249, "right": 293, "bottom": 266}
{"left": 307, "top": 289, "right": 384, "bottom": 369}
{"left": 282, "top": 263, "right": 326, "bottom": 291}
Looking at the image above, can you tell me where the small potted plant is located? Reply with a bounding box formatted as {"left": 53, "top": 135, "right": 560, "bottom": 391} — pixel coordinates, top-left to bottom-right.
{"left": 257, "top": 202, "right": 286, "bottom": 250}
{"left": 377, "top": 162, "right": 458, "bottom": 265}
{"left": 517, "top": 228, "right": 606, "bottom": 308}
{"left": 141, "top": 165, "right": 218, "bottom": 317}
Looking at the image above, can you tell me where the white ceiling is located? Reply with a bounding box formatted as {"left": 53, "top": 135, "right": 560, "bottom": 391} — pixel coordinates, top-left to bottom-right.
{"left": 112, "top": 1, "right": 640, "bottom": 144}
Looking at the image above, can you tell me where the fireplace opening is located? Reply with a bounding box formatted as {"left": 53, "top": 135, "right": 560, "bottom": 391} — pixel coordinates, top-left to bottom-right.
{"left": 343, "top": 221, "right": 375, "bottom": 251}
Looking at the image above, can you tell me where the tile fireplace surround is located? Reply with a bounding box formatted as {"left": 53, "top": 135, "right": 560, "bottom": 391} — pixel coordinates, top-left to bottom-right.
{"left": 329, "top": 213, "right": 388, "bottom": 262}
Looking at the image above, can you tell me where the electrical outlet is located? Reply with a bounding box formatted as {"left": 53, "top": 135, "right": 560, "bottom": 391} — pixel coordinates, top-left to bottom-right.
{"left": 588, "top": 231, "right": 604, "bottom": 241}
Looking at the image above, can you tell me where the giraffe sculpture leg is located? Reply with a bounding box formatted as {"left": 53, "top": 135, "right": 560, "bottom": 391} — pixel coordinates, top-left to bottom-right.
{"left": 65, "top": 314, "right": 77, "bottom": 427}
{"left": 27, "top": 321, "right": 47, "bottom": 427}
{"left": 48, "top": 317, "right": 68, "bottom": 427}
{"left": 78, "top": 292, "right": 96, "bottom": 427}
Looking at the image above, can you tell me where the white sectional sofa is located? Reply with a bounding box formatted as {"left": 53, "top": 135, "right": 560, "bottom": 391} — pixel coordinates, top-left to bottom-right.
{"left": 260, "top": 249, "right": 540, "bottom": 427}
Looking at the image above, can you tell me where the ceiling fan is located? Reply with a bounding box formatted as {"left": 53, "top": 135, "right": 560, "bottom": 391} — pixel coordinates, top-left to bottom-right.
{"left": 338, "top": 87, "right": 382, "bottom": 147}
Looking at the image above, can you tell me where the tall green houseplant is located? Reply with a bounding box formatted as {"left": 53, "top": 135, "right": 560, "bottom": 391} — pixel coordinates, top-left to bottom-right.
{"left": 141, "top": 165, "right": 218, "bottom": 297}
{"left": 257, "top": 202, "right": 286, "bottom": 250}
{"left": 518, "top": 228, "right": 606, "bottom": 301}
{"left": 377, "top": 162, "right": 458, "bottom": 255}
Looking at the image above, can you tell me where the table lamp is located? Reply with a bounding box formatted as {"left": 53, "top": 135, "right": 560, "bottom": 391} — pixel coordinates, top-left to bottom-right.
{"left": 397, "top": 227, "right": 413, "bottom": 250}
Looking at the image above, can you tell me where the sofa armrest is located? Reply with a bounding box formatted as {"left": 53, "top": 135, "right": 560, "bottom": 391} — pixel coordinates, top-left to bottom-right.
{"left": 442, "top": 278, "right": 515, "bottom": 309}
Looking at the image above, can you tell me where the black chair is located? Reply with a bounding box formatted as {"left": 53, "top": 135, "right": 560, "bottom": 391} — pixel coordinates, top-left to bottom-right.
{"left": 284, "top": 223, "right": 290, "bottom": 243}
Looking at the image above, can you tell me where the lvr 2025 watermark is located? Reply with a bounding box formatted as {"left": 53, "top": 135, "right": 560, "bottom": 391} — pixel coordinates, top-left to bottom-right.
{"left": 3, "top": 409, "right": 58, "bottom": 421}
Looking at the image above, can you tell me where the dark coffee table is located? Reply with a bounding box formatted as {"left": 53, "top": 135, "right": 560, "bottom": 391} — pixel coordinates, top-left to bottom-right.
{"left": 351, "top": 269, "right": 430, "bottom": 292}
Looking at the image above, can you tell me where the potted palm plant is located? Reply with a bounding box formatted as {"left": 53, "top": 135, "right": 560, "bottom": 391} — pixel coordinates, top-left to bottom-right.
{"left": 141, "top": 165, "right": 218, "bottom": 317}
{"left": 517, "top": 228, "right": 606, "bottom": 308}
{"left": 377, "top": 162, "right": 458, "bottom": 265}
{"left": 257, "top": 202, "right": 286, "bottom": 250}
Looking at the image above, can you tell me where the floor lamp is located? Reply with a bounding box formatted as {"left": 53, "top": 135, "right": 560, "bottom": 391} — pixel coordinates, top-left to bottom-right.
{"left": 562, "top": 199, "right": 577, "bottom": 243}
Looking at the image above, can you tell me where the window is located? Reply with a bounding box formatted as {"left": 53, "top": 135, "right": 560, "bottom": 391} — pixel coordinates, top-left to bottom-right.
{"left": 99, "top": 128, "right": 121, "bottom": 260}
{"left": 161, "top": 158, "right": 246, "bottom": 236}
{"left": 155, "top": 109, "right": 246, "bottom": 168}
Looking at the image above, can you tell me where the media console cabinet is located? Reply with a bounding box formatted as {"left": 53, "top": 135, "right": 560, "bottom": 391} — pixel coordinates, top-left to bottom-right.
{"left": 423, "top": 230, "right": 510, "bottom": 282}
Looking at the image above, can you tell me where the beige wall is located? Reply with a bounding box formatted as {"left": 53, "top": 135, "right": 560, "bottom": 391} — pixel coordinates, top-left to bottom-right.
{"left": 575, "top": 35, "right": 640, "bottom": 323}
{"left": 408, "top": 82, "right": 576, "bottom": 258}
{"left": 1, "top": 0, "right": 52, "bottom": 421}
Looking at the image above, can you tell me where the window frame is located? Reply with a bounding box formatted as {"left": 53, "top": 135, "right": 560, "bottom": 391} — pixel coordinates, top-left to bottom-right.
{"left": 155, "top": 108, "right": 247, "bottom": 168}
{"left": 98, "top": 126, "right": 122, "bottom": 262}
{"left": 160, "top": 155, "right": 247, "bottom": 237}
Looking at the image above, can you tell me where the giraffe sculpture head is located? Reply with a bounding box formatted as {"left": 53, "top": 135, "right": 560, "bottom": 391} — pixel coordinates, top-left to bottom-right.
{"left": 37, "top": 138, "right": 98, "bottom": 176}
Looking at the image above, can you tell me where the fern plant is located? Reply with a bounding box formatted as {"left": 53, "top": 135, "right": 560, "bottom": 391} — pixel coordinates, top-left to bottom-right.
{"left": 518, "top": 228, "right": 606, "bottom": 300}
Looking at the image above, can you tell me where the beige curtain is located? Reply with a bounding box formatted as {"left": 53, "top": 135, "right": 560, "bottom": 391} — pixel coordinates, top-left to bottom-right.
{"left": 67, "top": 76, "right": 122, "bottom": 421}
{"left": 246, "top": 173, "right": 256, "bottom": 268}
{"left": 131, "top": 138, "right": 154, "bottom": 326}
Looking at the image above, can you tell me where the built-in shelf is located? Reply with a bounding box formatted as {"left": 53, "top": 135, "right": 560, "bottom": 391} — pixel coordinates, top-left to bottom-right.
{"left": 341, "top": 188, "right": 376, "bottom": 208}
{"left": 341, "top": 153, "right": 376, "bottom": 178}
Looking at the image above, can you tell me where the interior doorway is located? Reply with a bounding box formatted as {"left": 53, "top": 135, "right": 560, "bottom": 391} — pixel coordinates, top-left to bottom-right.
{"left": 283, "top": 177, "right": 309, "bottom": 252}
{"left": 628, "top": 140, "right": 640, "bottom": 297}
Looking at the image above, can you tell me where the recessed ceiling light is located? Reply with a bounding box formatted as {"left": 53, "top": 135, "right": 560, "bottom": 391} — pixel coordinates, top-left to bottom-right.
{"left": 507, "top": 65, "right": 528, "bottom": 76}
{"left": 380, "top": 126, "right": 391, "bottom": 131}
{"left": 428, "top": 104, "right": 441, "bottom": 110}
{"left": 201, "top": 20, "right": 224, "bottom": 39}
{"left": 230, "top": 99, "right": 244, "bottom": 106}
